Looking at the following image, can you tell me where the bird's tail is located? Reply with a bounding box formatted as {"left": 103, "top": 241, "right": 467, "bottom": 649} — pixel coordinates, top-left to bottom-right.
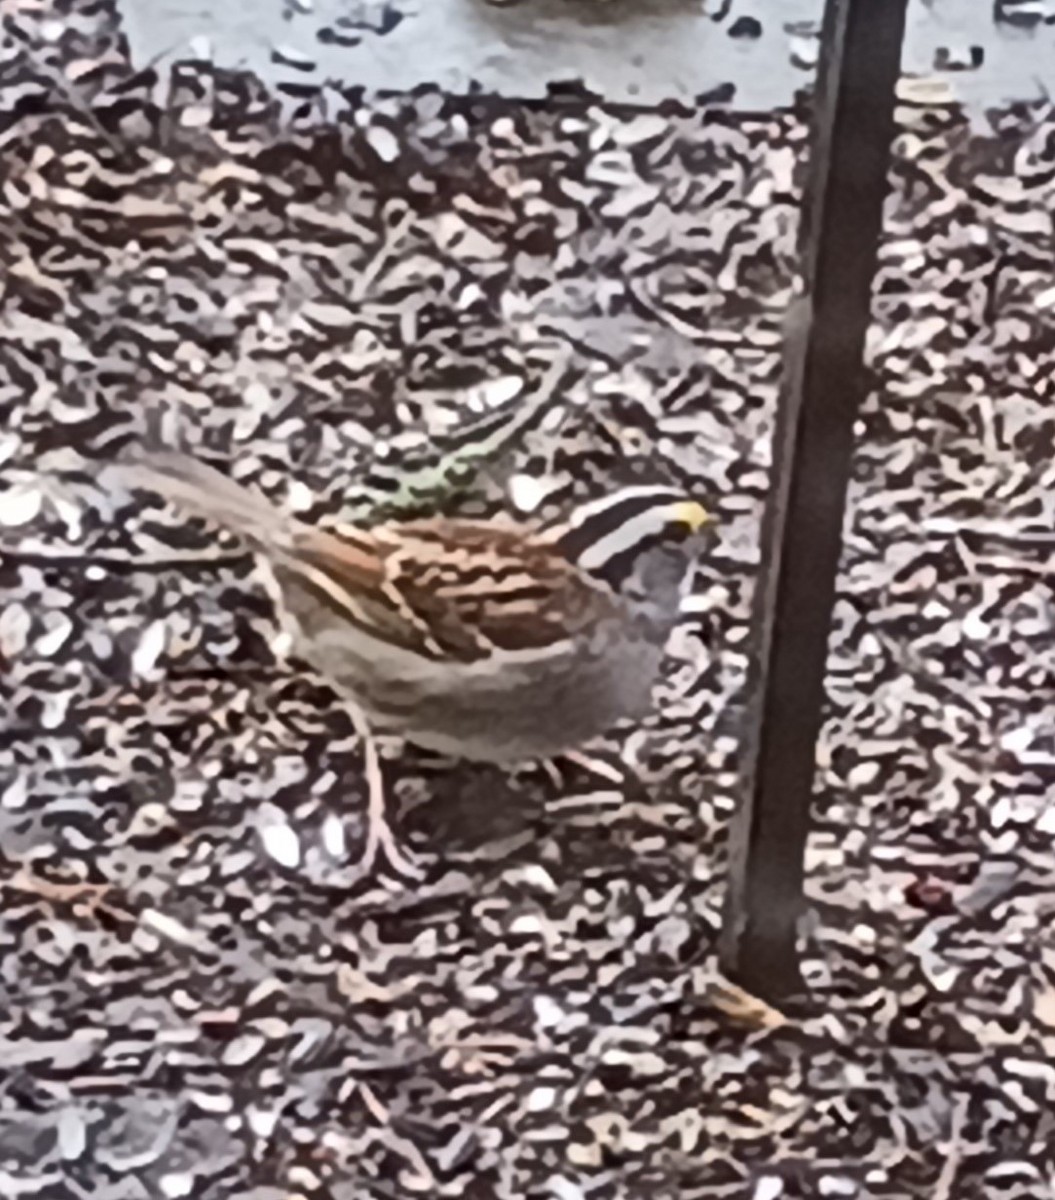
{"left": 109, "top": 448, "right": 295, "bottom": 551}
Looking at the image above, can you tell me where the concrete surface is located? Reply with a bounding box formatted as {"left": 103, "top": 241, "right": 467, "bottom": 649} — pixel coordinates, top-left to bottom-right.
{"left": 116, "top": 0, "right": 1055, "bottom": 109}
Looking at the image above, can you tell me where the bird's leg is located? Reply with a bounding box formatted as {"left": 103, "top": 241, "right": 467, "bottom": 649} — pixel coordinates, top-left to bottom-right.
{"left": 343, "top": 702, "right": 421, "bottom": 878}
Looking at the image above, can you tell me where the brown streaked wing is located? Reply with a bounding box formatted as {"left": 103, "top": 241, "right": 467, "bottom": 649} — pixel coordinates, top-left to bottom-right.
{"left": 280, "top": 518, "right": 614, "bottom": 663}
{"left": 292, "top": 524, "right": 386, "bottom": 583}
{"left": 282, "top": 525, "right": 469, "bottom": 661}
{"left": 372, "top": 519, "right": 616, "bottom": 657}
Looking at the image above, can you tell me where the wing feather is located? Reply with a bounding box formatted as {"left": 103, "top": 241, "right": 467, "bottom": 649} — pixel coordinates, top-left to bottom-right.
{"left": 287, "top": 518, "right": 612, "bottom": 663}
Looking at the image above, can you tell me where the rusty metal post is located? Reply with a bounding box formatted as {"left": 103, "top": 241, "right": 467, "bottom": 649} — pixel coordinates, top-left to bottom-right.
{"left": 719, "top": 0, "right": 910, "bottom": 999}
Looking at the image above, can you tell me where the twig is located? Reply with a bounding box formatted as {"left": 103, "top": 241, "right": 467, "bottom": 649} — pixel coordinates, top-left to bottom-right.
{"left": 1, "top": 866, "right": 133, "bottom": 921}
{"left": 932, "top": 1093, "right": 969, "bottom": 1200}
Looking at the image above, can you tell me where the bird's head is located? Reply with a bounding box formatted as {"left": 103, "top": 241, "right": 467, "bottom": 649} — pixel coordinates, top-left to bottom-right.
{"left": 552, "top": 486, "right": 713, "bottom": 606}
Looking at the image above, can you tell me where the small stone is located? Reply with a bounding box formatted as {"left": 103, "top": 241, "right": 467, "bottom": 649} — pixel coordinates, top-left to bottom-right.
{"left": 509, "top": 913, "right": 545, "bottom": 935}
{"left": 818, "top": 1177, "right": 857, "bottom": 1197}
{"left": 509, "top": 473, "right": 550, "bottom": 514}
{"left": 527, "top": 1086, "right": 558, "bottom": 1111}
{"left": 1037, "top": 806, "right": 1055, "bottom": 834}
{"left": 321, "top": 813, "right": 346, "bottom": 860}
{"left": 259, "top": 817, "right": 301, "bottom": 869}
{"left": 612, "top": 115, "right": 669, "bottom": 145}
{"left": 132, "top": 621, "right": 167, "bottom": 678}
{"left": 1001, "top": 726, "right": 1034, "bottom": 753}
{"left": 847, "top": 761, "right": 880, "bottom": 788}
{"left": 548, "top": 1177, "right": 586, "bottom": 1200}
{"left": 317, "top": 25, "right": 361, "bottom": 47}
{"left": 190, "top": 1091, "right": 233, "bottom": 1114}
{"left": 789, "top": 35, "right": 819, "bottom": 69}
{"left": 477, "top": 375, "right": 524, "bottom": 408}
{"left": 2, "top": 775, "right": 28, "bottom": 810}
{"left": 728, "top": 15, "right": 763, "bottom": 38}
{"left": 904, "top": 877, "right": 954, "bottom": 913}
{"left": 222, "top": 1033, "right": 266, "bottom": 1067}
{"left": 366, "top": 124, "right": 400, "bottom": 163}
{"left": 271, "top": 43, "right": 316, "bottom": 71}
{"left": 933, "top": 44, "right": 984, "bottom": 70}
{"left": 179, "top": 106, "right": 212, "bottom": 129}
{"left": 599, "top": 1048, "right": 666, "bottom": 1076}
{"left": 961, "top": 609, "right": 990, "bottom": 640}
{"left": 753, "top": 1177, "right": 784, "bottom": 1200}
{"left": 518, "top": 863, "right": 558, "bottom": 893}
{"left": 0, "top": 486, "right": 42, "bottom": 526}
{"left": 57, "top": 1109, "right": 86, "bottom": 1160}
{"left": 896, "top": 76, "right": 956, "bottom": 104}
{"left": 286, "top": 479, "right": 314, "bottom": 512}
{"left": 533, "top": 995, "right": 566, "bottom": 1028}
{"left": 159, "top": 1173, "right": 194, "bottom": 1198}
{"left": 993, "top": 0, "right": 1050, "bottom": 28}
{"left": 247, "top": 1107, "right": 278, "bottom": 1137}
{"left": 36, "top": 612, "right": 73, "bottom": 657}
{"left": 1034, "top": 986, "right": 1055, "bottom": 1028}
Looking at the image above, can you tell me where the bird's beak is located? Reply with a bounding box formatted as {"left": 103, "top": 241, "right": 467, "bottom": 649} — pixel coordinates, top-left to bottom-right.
{"left": 669, "top": 500, "right": 713, "bottom": 532}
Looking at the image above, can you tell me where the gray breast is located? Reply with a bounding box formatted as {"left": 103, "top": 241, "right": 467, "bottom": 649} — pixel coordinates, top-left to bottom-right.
{"left": 288, "top": 604, "right": 669, "bottom": 762}
{"left": 380, "top": 627, "right": 669, "bottom": 761}
{"left": 274, "top": 543, "right": 688, "bottom": 762}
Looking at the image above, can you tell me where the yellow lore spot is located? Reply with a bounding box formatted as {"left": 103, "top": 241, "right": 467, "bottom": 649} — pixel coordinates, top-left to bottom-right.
{"left": 668, "top": 500, "right": 712, "bottom": 532}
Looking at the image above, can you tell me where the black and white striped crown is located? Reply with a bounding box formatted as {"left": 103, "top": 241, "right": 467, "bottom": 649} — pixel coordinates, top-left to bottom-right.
{"left": 552, "top": 486, "right": 710, "bottom": 581}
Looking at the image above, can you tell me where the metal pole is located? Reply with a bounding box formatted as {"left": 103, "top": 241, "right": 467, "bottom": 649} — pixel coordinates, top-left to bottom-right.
{"left": 719, "top": 0, "right": 910, "bottom": 999}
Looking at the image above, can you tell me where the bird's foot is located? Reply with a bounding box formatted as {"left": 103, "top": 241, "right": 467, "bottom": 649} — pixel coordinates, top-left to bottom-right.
{"left": 338, "top": 713, "right": 423, "bottom": 881}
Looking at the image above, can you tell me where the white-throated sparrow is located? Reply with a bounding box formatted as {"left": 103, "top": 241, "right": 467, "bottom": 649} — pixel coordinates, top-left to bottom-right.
{"left": 111, "top": 450, "right": 711, "bottom": 872}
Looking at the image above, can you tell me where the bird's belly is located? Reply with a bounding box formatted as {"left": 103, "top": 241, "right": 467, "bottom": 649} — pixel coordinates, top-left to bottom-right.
{"left": 293, "top": 619, "right": 666, "bottom": 762}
